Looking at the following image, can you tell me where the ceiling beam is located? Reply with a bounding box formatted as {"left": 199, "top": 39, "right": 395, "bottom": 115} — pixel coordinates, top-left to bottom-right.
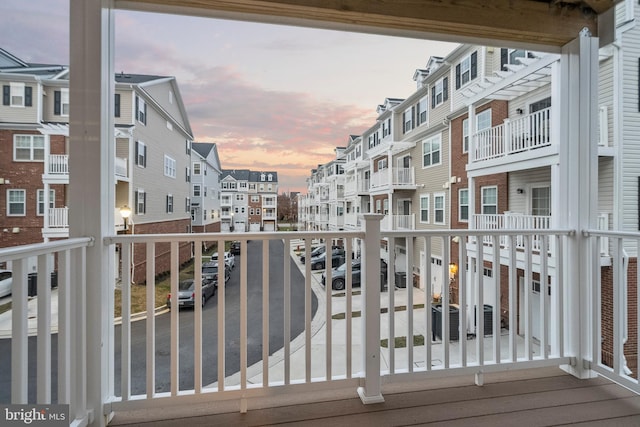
{"left": 116, "top": 0, "right": 620, "bottom": 50}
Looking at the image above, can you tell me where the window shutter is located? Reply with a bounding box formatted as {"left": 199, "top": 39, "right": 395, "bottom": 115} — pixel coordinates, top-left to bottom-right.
{"left": 142, "top": 192, "right": 146, "bottom": 214}
{"left": 166, "top": 195, "right": 170, "bottom": 212}
{"left": 455, "top": 64, "right": 461, "bottom": 89}
{"left": 411, "top": 106, "right": 416, "bottom": 129}
{"left": 443, "top": 77, "right": 449, "bottom": 101}
{"left": 501, "top": 48, "right": 508, "bottom": 70}
{"left": 2, "top": 85, "right": 9, "bottom": 105}
{"left": 142, "top": 144, "right": 147, "bottom": 167}
{"left": 135, "top": 142, "right": 139, "bottom": 165}
{"left": 135, "top": 96, "right": 139, "bottom": 121}
{"left": 25, "top": 87, "right": 32, "bottom": 107}
{"left": 142, "top": 102, "right": 147, "bottom": 125}
{"left": 431, "top": 87, "right": 436, "bottom": 108}
{"left": 135, "top": 191, "right": 140, "bottom": 214}
{"left": 114, "top": 93, "right": 120, "bottom": 117}
{"left": 54, "top": 90, "right": 61, "bottom": 115}
{"left": 471, "top": 51, "right": 478, "bottom": 80}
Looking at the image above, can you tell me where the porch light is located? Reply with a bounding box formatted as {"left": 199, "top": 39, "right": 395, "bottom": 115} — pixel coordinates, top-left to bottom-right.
{"left": 120, "top": 205, "right": 132, "bottom": 231}
{"left": 448, "top": 262, "right": 458, "bottom": 278}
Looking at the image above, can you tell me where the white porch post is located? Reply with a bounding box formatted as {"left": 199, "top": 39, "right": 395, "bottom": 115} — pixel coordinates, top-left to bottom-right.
{"left": 358, "top": 214, "right": 384, "bottom": 404}
{"left": 558, "top": 30, "right": 598, "bottom": 379}
{"left": 69, "top": 0, "right": 115, "bottom": 425}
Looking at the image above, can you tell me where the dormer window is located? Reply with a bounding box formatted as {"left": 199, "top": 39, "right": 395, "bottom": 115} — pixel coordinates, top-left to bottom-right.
{"left": 268, "top": 174, "right": 273, "bottom": 181}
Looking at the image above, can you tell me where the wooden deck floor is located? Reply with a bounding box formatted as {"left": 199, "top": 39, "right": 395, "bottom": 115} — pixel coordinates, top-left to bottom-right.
{"left": 110, "top": 368, "right": 640, "bottom": 426}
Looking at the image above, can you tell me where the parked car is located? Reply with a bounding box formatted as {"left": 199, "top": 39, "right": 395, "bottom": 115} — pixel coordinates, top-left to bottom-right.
{"left": 310, "top": 248, "right": 346, "bottom": 270}
{"left": 0, "top": 270, "right": 12, "bottom": 298}
{"left": 229, "top": 241, "right": 241, "bottom": 255}
{"left": 166, "top": 278, "right": 215, "bottom": 310}
{"left": 202, "top": 261, "right": 231, "bottom": 286}
{"left": 211, "top": 251, "right": 235, "bottom": 269}
{"left": 300, "top": 245, "right": 342, "bottom": 264}
{"left": 321, "top": 259, "right": 388, "bottom": 290}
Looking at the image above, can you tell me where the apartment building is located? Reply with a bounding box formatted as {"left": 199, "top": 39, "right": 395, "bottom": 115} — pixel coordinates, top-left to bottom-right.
{"left": 0, "top": 48, "right": 194, "bottom": 283}
{"left": 191, "top": 142, "right": 222, "bottom": 247}
{"left": 220, "top": 169, "right": 279, "bottom": 232}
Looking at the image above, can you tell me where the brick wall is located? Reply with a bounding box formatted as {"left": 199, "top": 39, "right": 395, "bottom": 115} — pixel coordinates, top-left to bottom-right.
{"left": 129, "top": 218, "right": 193, "bottom": 284}
{"left": 601, "top": 259, "right": 638, "bottom": 373}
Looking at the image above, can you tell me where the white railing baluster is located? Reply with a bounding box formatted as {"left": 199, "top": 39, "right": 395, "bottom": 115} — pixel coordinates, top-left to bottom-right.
{"left": 492, "top": 235, "right": 500, "bottom": 364}
{"left": 121, "top": 243, "right": 131, "bottom": 400}
{"left": 58, "top": 250, "right": 71, "bottom": 404}
{"left": 146, "top": 242, "right": 156, "bottom": 398}
{"left": 263, "top": 239, "right": 271, "bottom": 386}
{"left": 217, "top": 238, "right": 226, "bottom": 391}
{"left": 458, "top": 235, "right": 468, "bottom": 367}
{"left": 240, "top": 238, "right": 248, "bottom": 391}
{"left": 193, "top": 242, "right": 203, "bottom": 393}
{"left": 476, "top": 239, "right": 485, "bottom": 369}
{"left": 540, "top": 235, "right": 549, "bottom": 359}
{"left": 388, "top": 237, "right": 396, "bottom": 374}
{"left": 284, "top": 240, "right": 292, "bottom": 385}
{"left": 170, "top": 241, "right": 179, "bottom": 396}
{"left": 345, "top": 239, "right": 353, "bottom": 379}
{"left": 406, "top": 237, "right": 414, "bottom": 373}
{"left": 508, "top": 236, "right": 517, "bottom": 362}
{"left": 524, "top": 235, "right": 533, "bottom": 360}
{"left": 325, "top": 240, "right": 332, "bottom": 380}
{"left": 304, "top": 241, "right": 312, "bottom": 383}
{"left": 37, "top": 254, "right": 52, "bottom": 403}
{"left": 12, "top": 259, "right": 28, "bottom": 404}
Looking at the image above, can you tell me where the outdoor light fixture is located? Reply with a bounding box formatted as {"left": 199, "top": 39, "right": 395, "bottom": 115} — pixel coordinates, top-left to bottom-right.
{"left": 516, "top": 108, "right": 524, "bottom": 114}
{"left": 120, "top": 205, "right": 132, "bottom": 231}
{"left": 449, "top": 262, "right": 458, "bottom": 279}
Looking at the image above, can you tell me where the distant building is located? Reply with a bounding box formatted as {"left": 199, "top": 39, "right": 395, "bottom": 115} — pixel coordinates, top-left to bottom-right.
{"left": 220, "top": 169, "right": 278, "bottom": 232}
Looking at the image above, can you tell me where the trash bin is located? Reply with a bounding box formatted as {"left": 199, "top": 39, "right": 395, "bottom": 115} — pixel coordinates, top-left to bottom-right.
{"left": 380, "top": 272, "right": 387, "bottom": 292}
{"left": 474, "top": 304, "right": 493, "bottom": 336}
{"left": 395, "top": 271, "right": 407, "bottom": 288}
{"left": 28, "top": 273, "right": 37, "bottom": 297}
{"left": 432, "top": 304, "right": 460, "bottom": 341}
{"left": 50, "top": 271, "right": 58, "bottom": 289}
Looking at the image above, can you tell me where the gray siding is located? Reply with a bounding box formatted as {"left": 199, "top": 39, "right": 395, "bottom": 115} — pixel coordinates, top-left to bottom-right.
{"left": 0, "top": 81, "right": 39, "bottom": 123}
{"left": 508, "top": 167, "right": 551, "bottom": 214}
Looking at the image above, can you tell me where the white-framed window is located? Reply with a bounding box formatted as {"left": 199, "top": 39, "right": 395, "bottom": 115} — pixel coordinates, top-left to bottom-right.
{"left": 432, "top": 76, "right": 448, "bottom": 107}
{"left": 268, "top": 174, "right": 273, "bottom": 181}
{"left": 251, "top": 195, "right": 259, "bottom": 203}
{"left": 193, "top": 184, "right": 201, "bottom": 197}
{"left": 422, "top": 134, "right": 441, "bottom": 168}
{"left": 267, "top": 184, "right": 272, "bottom": 192}
{"left": 239, "top": 181, "right": 247, "bottom": 190}
{"left": 166, "top": 194, "right": 174, "bottom": 213}
{"left": 249, "top": 208, "right": 254, "bottom": 215}
{"left": 434, "top": 193, "right": 445, "bottom": 224}
{"left": 13, "top": 134, "right": 44, "bottom": 161}
{"left": 236, "top": 194, "right": 244, "bottom": 201}
{"left": 185, "top": 139, "right": 190, "bottom": 154}
{"left": 462, "top": 118, "right": 469, "bottom": 153}
{"left": 135, "top": 141, "right": 146, "bottom": 167}
{"left": 481, "top": 186, "right": 498, "bottom": 214}
{"left": 256, "top": 208, "right": 261, "bottom": 215}
{"left": 37, "top": 189, "right": 55, "bottom": 216}
{"left": 383, "top": 198, "right": 389, "bottom": 215}
{"left": 135, "top": 189, "right": 146, "bottom": 214}
{"left": 476, "top": 109, "right": 491, "bottom": 132}
{"left": 185, "top": 167, "right": 190, "bottom": 182}
{"left": 382, "top": 118, "right": 391, "bottom": 137}
{"left": 459, "top": 188, "right": 469, "bottom": 222}
{"left": 420, "top": 194, "right": 430, "bottom": 223}
{"left": 377, "top": 158, "right": 388, "bottom": 170}
{"left": 9, "top": 82, "right": 25, "bottom": 106}
{"left": 416, "top": 96, "right": 428, "bottom": 125}
{"left": 185, "top": 197, "right": 190, "bottom": 213}
{"left": 455, "top": 51, "right": 477, "bottom": 89}
{"left": 7, "top": 189, "right": 26, "bottom": 216}
{"left": 136, "top": 95, "right": 147, "bottom": 125}
{"left": 375, "top": 199, "right": 382, "bottom": 213}
{"left": 164, "top": 155, "right": 176, "bottom": 178}
{"left": 403, "top": 107, "right": 413, "bottom": 133}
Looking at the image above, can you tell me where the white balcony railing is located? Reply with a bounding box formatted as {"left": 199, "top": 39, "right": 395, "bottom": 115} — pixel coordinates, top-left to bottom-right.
{"left": 4, "top": 221, "right": 640, "bottom": 424}
{"left": 369, "top": 167, "right": 415, "bottom": 190}
{"left": 472, "top": 107, "right": 552, "bottom": 162}
{"left": 48, "top": 154, "right": 69, "bottom": 175}
{"left": 472, "top": 212, "right": 551, "bottom": 250}
{"left": 381, "top": 214, "right": 415, "bottom": 230}
{"left": 115, "top": 156, "right": 128, "bottom": 178}
{"left": 47, "top": 207, "right": 69, "bottom": 228}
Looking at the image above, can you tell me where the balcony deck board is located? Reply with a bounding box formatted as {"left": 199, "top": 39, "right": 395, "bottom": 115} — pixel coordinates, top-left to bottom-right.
{"left": 109, "top": 367, "right": 640, "bottom": 426}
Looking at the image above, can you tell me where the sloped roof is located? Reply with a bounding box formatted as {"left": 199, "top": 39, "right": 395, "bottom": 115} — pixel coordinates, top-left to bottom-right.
{"left": 115, "top": 73, "right": 168, "bottom": 84}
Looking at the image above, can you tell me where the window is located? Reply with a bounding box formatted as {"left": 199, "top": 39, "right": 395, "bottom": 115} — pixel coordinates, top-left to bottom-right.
{"left": 377, "top": 158, "right": 388, "bottom": 170}
{"left": 459, "top": 189, "right": 469, "bottom": 222}
{"left": 268, "top": 174, "right": 273, "bottom": 181}
{"left": 166, "top": 194, "right": 174, "bottom": 213}
{"left": 375, "top": 199, "right": 382, "bottom": 213}
{"left": 3, "top": 83, "right": 32, "bottom": 107}
{"left": 383, "top": 198, "right": 389, "bottom": 215}
{"left": 7, "top": 189, "right": 26, "bottom": 216}
{"left": 463, "top": 110, "right": 491, "bottom": 153}
{"left": 14, "top": 134, "right": 44, "bottom": 161}
{"left": 420, "top": 195, "right": 429, "bottom": 223}
{"left": 431, "top": 77, "right": 448, "bottom": 107}
{"left": 500, "top": 48, "right": 529, "bottom": 70}
{"left": 236, "top": 194, "right": 244, "bottom": 201}
{"left": 249, "top": 208, "right": 254, "bottom": 215}
{"left": 135, "top": 189, "right": 146, "bottom": 214}
{"left": 185, "top": 197, "right": 190, "bottom": 213}
{"left": 164, "top": 155, "right": 176, "bottom": 178}
{"left": 135, "top": 95, "right": 147, "bottom": 125}
{"left": 251, "top": 195, "right": 259, "bottom": 203}
{"left": 114, "top": 93, "right": 120, "bottom": 117}
{"left": 481, "top": 186, "right": 498, "bottom": 215}
{"left": 382, "top": 118, "right": 391, "bottom": 137}
{"left": 193, "top": 185, "right": 201, "bottom": 197}
{"left": 422, "top": 134, "right": 441, "bottom": 168}
{"left": 185, "top": 140, "right": 191, "bottom": 154}
{"left": 434, "top": 193, "right": 445, "bottom": 224}
{"left": 416, "top": 96, "right": 428, "bottom": 125}
{"left": 531, "top": 186, "right": 551, "bottom": 216}
{"left": 239, "top": 182, "right": 247, "bottom": 189}
{"left": 37, "top": 189, "right": 55, "bottom": 216}
{"left": 455, "top": 51, "right": 478, "bottom": 89}
{"left": 185, "top": 167, "right": 190, "bottom": 182}
{"left": 54, "top": 89, "right": 69, "bottom": 116}
{"left": 193, "top": 163, "right": 201, "bottom": 175}
{"left": 403, "top": 107, "right": 413, "bottom": 133}
{"left": 135, "top": 141, "right": 146, "bottom": 167}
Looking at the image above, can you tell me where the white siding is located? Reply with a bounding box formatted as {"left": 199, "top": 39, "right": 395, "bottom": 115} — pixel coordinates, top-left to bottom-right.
{"left": 508, "top": 167, "right": 551, "bottom": 214}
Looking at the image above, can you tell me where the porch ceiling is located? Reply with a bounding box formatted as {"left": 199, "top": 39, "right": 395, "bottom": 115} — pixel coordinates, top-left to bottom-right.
{"left": 115, "top": 0, "right": 621, "bottom": 50}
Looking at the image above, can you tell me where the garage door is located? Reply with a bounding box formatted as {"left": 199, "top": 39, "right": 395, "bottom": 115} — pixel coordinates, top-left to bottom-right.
{"left": 234, "top": 221, "right": 245, "bottom": 232}
{"left": 263, "top": 223, "right": 275, "bottom": 232}
{"left": 249, "top": 222, "right": 261, "bottom": 232}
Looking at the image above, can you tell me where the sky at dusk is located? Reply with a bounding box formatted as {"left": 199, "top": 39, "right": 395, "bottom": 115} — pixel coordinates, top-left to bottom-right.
{"left": 1, "top": 0, "right": 457, "bottom": 193}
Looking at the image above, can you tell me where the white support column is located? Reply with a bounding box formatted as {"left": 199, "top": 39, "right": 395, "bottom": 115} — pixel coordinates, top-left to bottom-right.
{"left": 69, "top": 0, "right": 115, "bottom": 425}
{"left": 358, "top": 214, "right": 384, "bottom": 404}
{"left": 558, "top": 30, "right": 599, "bottom": 379}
